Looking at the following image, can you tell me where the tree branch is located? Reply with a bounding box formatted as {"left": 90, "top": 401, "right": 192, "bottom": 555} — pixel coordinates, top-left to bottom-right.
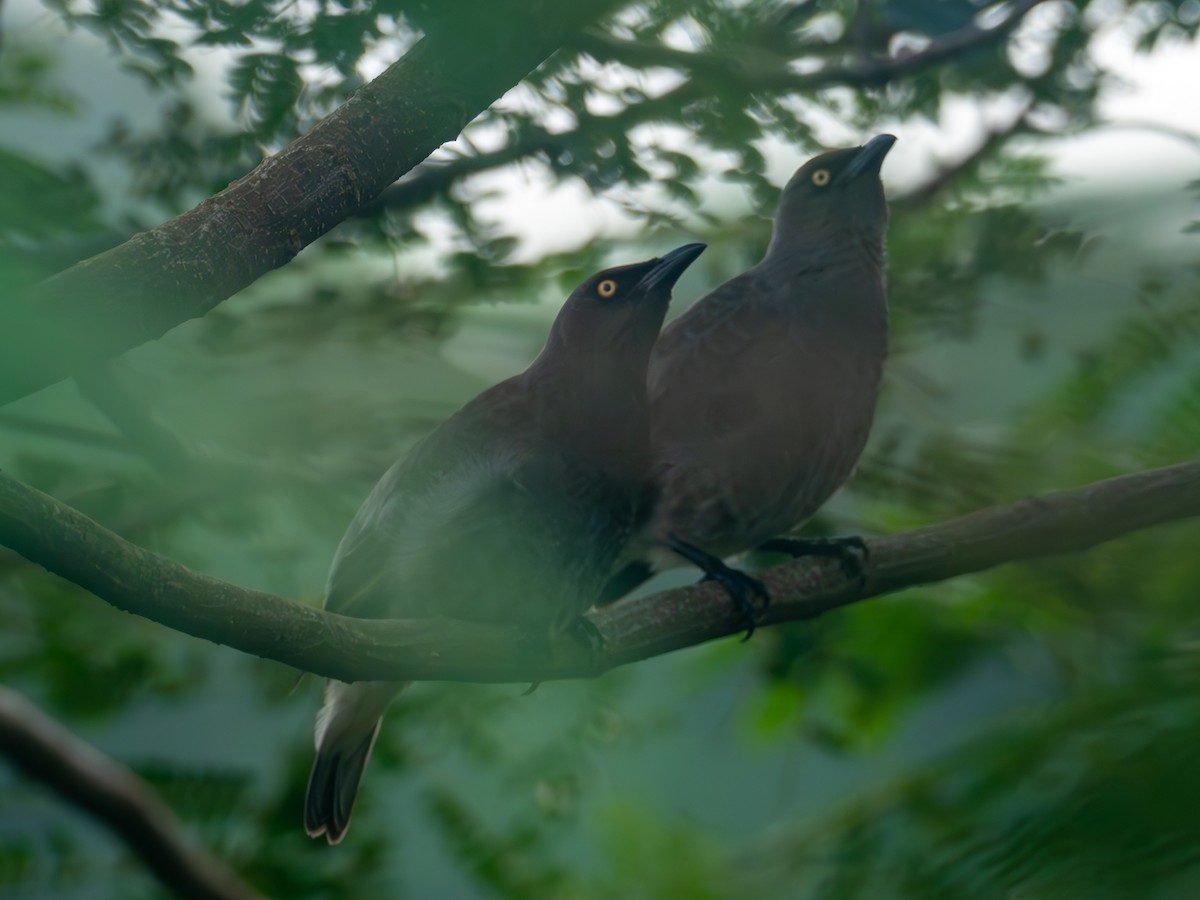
{"left": 578, "top": 0, "right": 1046, "bottom": 90}
{"left": 893, "top": 102, "right": 1035, "bottom": 211}
{"left": 0, "top": 411, "right": 134, "bottom": 454}
{"left": 2, "top": 461, "right": 1198, "bottom": 683}
{"left": 837, "top": 0, "right": 1049, "bottom": 85}
{"left": 74, "top": 361, "right": 196, "bottom": 475}
{"left": 359, "top": 124, "right": 574, "bottom": 216}
{"left": 0, "top": 0, "right": 622, "bottom": 406}
{"left": 0, "top": 686, "right": 262, "bottom": 900}
{"left": 364, "top": 0, "right": 1051, "bottom": 218}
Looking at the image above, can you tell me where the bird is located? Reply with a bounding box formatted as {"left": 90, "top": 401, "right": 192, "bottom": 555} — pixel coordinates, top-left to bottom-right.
{"left": 304, "top": 242, "right": 706, "bottom": 844}
{"left": 600, "top": 135, "right": 897, "bottom": 628}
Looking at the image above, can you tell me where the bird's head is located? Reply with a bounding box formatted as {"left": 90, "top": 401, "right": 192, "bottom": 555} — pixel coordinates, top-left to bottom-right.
{"left": 547, "top": 242, "right": 707, "bottom": 359}
{"left": 768, "top": 134, "right": 896, "bottom": 260}
{"left": 527, "top": 243, "right": 706, "bottom": 475}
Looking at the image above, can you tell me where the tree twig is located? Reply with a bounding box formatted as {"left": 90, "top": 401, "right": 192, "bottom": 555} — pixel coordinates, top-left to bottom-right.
{"left": 1, "top": 461, "right": 1197, "bottom": 683}
{"left": 838, "top": 0, "right": 1049, "bottom": 84}
{"left": 358, "top": 124, "right": 574, "bottom": 215}
{"left": 1093, "top": 119, "right": 1200, "bottom": 150}
{"left": 74, "top": 361, "right": 196, "bottom": 475}
{"left": 893, "top": 102, "right": 1035, "bottom": 211}
{"left": 0, "top": 411, "right": 134, "bottom": 454}
{"left": 0, "top": 686, "right": 262, "bottom": 900}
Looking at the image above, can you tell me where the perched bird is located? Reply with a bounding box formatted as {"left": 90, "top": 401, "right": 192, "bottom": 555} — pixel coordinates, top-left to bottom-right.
{"left": 304, "top": 243, "right": 706, "bottom": 844}
{"left": 602, "top": 136, "right": 896, "bottom": 622}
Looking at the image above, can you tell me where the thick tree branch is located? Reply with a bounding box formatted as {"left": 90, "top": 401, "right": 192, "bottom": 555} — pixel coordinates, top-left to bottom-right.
{"left": 0, "top": 686, "right": 261, "bottom": 900}
{"left": 0, "top": 0, "right": 621, "bottom": 406}
{"left": 1, "top": 462, "right": 1198, "bottom": 683}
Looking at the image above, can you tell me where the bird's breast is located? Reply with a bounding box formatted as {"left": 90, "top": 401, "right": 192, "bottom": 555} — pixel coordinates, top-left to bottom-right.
{"left": 648, "top": 311, "right": 885, "bottom": 556}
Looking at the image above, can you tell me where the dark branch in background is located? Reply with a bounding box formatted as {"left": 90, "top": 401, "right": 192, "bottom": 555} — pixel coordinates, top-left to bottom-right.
{"left": 0, "top": 0, "right": 622, "bottom": 406}
{"left": 893, "top": 102, "right": 1035, "bottom": 211}
{"left": 578, "top": 0, "right": 1046, "bottom": 89}
{"left": 0, "top": 402, "right": 350, "bottom": 499}
{"left": 0, "top": 686, "right": 262, "bottom": 900}
{"left": 74, "top": 362, "right": 195, "bottom": 475}
{"left": 359, "top": 124, "right": 574, "bottom": 216}
{"left": 1, "top": 461, "right": 1198, "bottom": 683}
{"left": 844, "top": 0, "right": 1048, "bottom": 83}
{"left": 1092, "top": 119, "right": 1200, "bottom": 150}
{"left": 361, "top": 0, "right": 1051, "bottom": 218}
{"left": 0, "top": 412, "right": 134, "bottom": 454}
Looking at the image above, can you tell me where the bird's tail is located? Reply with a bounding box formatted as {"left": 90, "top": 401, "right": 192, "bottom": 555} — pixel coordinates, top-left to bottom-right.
{"left": 304, "top": 680, "right": 405, "bottom": 844}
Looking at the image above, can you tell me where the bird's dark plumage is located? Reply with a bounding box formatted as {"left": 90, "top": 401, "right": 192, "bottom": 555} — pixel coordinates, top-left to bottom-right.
{"left": 605, "top": 136, "right": 896, "bottom": 607}
{"left": 304, "top": 243, "right": 705, "bottom": 844}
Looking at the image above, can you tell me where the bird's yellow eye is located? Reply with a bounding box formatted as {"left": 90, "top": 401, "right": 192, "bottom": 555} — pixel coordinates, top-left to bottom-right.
{"left": 811, "top": 168, "right": 831, "bottom": 186}
{"left": 597, "top": 279, "right": 619, "bottom": 298}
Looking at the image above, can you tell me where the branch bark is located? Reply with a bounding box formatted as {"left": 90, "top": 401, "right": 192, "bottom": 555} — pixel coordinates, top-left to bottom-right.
{"left": 0, "top": 0, "right": 621, "bottom": 406}
{"left": 0, "top": 686, "right": 262, "bottom": 900}
{"left": 1, "top": 461, "right": 1198, "bottom": 683}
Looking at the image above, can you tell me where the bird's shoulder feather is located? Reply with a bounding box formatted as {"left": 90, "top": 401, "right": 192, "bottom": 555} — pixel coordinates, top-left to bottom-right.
{"left": 323, "top": 375, "right": 630, "bottom": 623}
{"left": 322, "top": 379, "right": 537, "bottom": 618}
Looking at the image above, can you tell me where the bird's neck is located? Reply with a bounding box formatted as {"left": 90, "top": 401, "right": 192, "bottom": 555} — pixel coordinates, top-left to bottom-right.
{"left": 762, "top": 221, "right": 887, "bottom": 280}
{"left": 757, "top": 222, "right": 888, "bottom": 325}
{"left": 522, "top": 351, "right": 652, "bottom": 488}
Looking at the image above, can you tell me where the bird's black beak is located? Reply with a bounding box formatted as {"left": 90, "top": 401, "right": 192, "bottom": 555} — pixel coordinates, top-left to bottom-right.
{"left": 636, "top": 242, "right": 707, "bottom": 293}
{"left": 839, "top": 134, "right": 897, "bottom": 184}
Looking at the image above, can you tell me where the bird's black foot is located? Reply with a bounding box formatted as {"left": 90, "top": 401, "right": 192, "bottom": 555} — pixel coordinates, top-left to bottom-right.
{"left": 568, "top": 614, "right": 606, "bottom": 660}
{"left": 516, "top": 624, "right": 554, "bottom": 696}
{"left": 518, "top": 616, "right": 605, "bottom": 695}
{"left": 666, "top": 534, "right": 770, "bottom": 641}
{"left": 757, "top": 535, "right": 870, "bottom": 586}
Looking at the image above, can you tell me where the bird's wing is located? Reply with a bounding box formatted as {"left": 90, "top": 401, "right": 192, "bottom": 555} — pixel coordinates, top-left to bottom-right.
{"left": 324, "top": 389, "right": 509, "bottom": 607}
{"left": 323, "top": 393, "right": 609, "bottom": 627}
{"left": 322, "top": 433, "right": 500, "bottom": 620}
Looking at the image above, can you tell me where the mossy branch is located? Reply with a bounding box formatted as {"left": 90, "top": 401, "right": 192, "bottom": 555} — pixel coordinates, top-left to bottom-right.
{"left": 2, "top": 461, "right": 1198, "bottom": 683}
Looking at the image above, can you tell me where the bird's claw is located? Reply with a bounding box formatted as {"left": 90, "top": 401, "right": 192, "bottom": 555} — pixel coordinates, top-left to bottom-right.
{"left": 570, "top": 614, "right": 606, "bottom": 659}
{"left": 667, "top": 534, "right": 771, "bottom": 640}
{"left": 701, "top": 567, "right": 770, "bottom": 641}
{"left": 519, "top": 616, "right": 605, "bottom": 696}
{"left": 516, "top": 624, "right": 553, "bottom": 696}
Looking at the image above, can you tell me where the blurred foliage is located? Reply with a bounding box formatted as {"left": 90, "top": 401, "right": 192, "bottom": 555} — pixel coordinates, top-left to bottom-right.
{"left": 733, "top": 624, "right": 1200, "bottom": 900}
{"left": 2, "top": 0, "right": 1200, "bottom": 897}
